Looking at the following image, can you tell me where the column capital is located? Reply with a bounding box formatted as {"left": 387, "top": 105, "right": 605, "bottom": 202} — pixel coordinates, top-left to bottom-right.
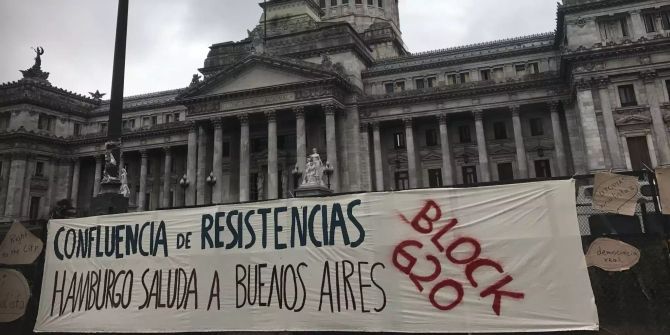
{"left": 473, "top": 110, "right": 484, "bottom": 121}
{"left": 187, "top": 121, "right": 197, "bottom": 132}
{"left": 265, "top": 110, "right": 277, "bottom": 122}
{"left": 162, "top": 146, "right": 172, "bottom": 153}
{"left": 359, "top": 122, "right": 369, "bottom": 133}
{"left": 575, "top": 78, "right": 593, "bottom": 91}
{"left": 548, "top": 100, "right": 561, "bottom": 113}
{"left": 509, "top": 105, "right": 521, "bottom": 117}
{"left": 437, "top": 113, "right": 448, "bottom": 125}
{"left": 595, "top": 77, "right": 610, "bottom": 89}
{"left": 212, "top": 118, "right": 223, "bottom": 129}
{"left": 293, "top": 106, "right": 305, "bottom": 118}
{"left": 140, "top": 150, "right": 148, "bottom": 158}
{"left": 640, "top": 70, "right": 658, "bottom": 84}
{"left": 322, "top": 103, "right": 337, "bottom": 116}
{"left": 403, "top": 117, "right": 413, "bottom": 128}
{"left": 237, "top": 113, "right": 249, "bottom": 125}
{"left": 372, "top": 121, "right": 380, "bottom": 131}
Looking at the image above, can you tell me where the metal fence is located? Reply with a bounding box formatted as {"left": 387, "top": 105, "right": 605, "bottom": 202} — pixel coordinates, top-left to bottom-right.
{"left": 1, "top": 172, "right": 670, "bottom": 334}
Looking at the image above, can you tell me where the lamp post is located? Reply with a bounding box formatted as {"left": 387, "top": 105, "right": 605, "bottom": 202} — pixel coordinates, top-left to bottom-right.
{"left": 324, "top": 161, "right": 334, "bottom": 190}
{"left": 206, "top": 171, "right": 217, "bottom": 204}
{"left": 179, "top": 174, "right": 189, "bottom": 207}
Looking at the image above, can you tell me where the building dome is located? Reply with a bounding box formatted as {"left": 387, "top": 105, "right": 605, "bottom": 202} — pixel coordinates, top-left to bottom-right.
{"left": 319, "top": 0, "right": 400, "bottom": 35}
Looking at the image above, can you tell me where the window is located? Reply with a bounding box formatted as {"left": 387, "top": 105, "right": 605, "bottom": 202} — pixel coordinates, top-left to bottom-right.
{"left": 0, "top": 112, "right": 9, "bottom": 130}
{"left": 38, "top": 114, "right": 53, "bottom": 131}
{"left": 497, "top": 163, "right": 514, "bottom": 181}
{"left": 427, "top": 77, "right": 436, "bottom": 88}
{"left": 462, "top": 166, "right": 478, "bottom": 185}
{"left": 644, "top": 14, "right": 657, "bottom": 33}
{"left": 425, "top": 129, "right": 438, "bottom": 147}
{"left": 73, "top": 123, "right": 81, "bottom": 136}
{"left": 394, "top": 171, "right": 409, "bottom": 190}
{"left": 459, "top": 72, "right": 469, "bottom": 84}
{"left": 627, "top": 136, "right": 652, "bottom": 171}
{"left": 320, "top": 0, "right": 326, "bottom": 8}
{"left": 415, "top": 78, "right": 425, "bottom": 89}
{"left": 222, "top": 142, "right": 230, "bottom": 157}
{"left": 146, "top": 158, "right": 153, "bottom": 176}
{"left": 35, "top": 161, "right": 44, "bottom": 177}
{"left": 384, "top": 83, "right": 394, "bottom": 94}
{"left": 534, "top": 160, "right": 552, "bottom": 178}
{"left": 393, "top": 132, "right": 405, "bottom": 149}
{"left": 458, "top": 125, "right": 472, "bottom": 143}
{"left": 367, "top": 0, "right": 373, "bottom": 5}
{"left": 662, "top": 11, "right": 670, "bottom": 30}
{"left": 447, "top": 74, "right": 457, "bottom": 85}
{"left": 666, "top": 79, "right": 670, "bottom": 101}
{"left": 29, "top": 196, "right": 41, "bottom": 220}
{"left": 480, "top": 69, "right": 491, "bottom": 81}
{"left": 378, "top": 0, "right": 383, "bottom": 7}
{"left": 428, "top": 169, "right": 443, "bottom": 188}
{"left": 493, "top": 122, "right": 507, "bottom": 140}
{"left": 142, "top": 117, "right": 151, "bottom": 127}
{"left": 252, "top": 138, "right": 267, "bottom": 153}
{"left": 174, "top": 112, "right": 181, "bottom": 121}
{"left": 165, "top": 114, "right": 172, "bottom": 123}
{"left": 395, "top": 81, "right": 405, "bottom": 91}
{"left": 100, "top": 122, "right": 108, "bottom": 134}
{"left": 528, "top": 62, "right": 539, "bottom": 74}
{"left": 515, "top": 64, "right": 526, "bottom": 76}
{"left": 331, "top": 0, "right": 337, "bottom": 6}
{"left": 356, "top": 0, "right": 362, "bottom": 4}
{"left": 152, "top": 116, "right": 158, "bottom": 125}
{"left": 342, "top": 0, "right": 348, "bottom": 4}
{"left": 530, "top": 118, "right": 544, "bottom": 136}
{"left": 620, "top": 18, "right": 629, "bottom": 37}
{"left": 618, "top": 84, "right": 638, "bottom": 107}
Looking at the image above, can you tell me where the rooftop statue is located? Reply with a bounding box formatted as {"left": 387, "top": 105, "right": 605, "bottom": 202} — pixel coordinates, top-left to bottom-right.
{"left": 89, "top": 90, "right": 106, "bottom": 101}
{"left": 20, "top": 46, "right": 50, "bottom": 81}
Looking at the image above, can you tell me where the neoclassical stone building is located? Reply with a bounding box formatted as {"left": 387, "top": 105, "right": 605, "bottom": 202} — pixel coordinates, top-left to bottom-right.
{"left": 1, "top": 0, "right": 670, "bottom": 221}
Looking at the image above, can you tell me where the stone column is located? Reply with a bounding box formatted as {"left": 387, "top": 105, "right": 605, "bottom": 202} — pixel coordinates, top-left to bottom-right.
{"left": 642, "top": 71, "right": 670, "bottom": 165}
{"left": 474, "top": 110, "right": 491, "bottom": 182}
{"left": 324, "top": 104, "right": 339, "bottom": 192}
{"left": 576, "top": 81, "right": 606, "bottom": 171}
{"left": 404, "top": 118, "right": 418, "bottom": 188}
{"left": 138, "top": 150, "right": 148, "bottom": 211}
{"left": 511, "top": 106, "right": 528, "bottom": 179}
{"left": 359, "top": 123, "right": 372, "bottom": 191}
{"left": 93, "top": 155, "right": 103, "bottom": 196}
{"left": 596, "top": 79, "right": 624, "bottom": 169}
{"left": 294, "top": 107, "right": 306, "bottom": 173}
{"left": 186, "top": 123, "right": 197, "bottom": 206}
{"left": 71, "top": 158, "right": 81, "bottom": 208}
{"left": 372, "top": 122, "right": 384, "bottom": 191}
{"left": 162, "top": 147, "right": 172, "bottom": 208}
{"left": 119, "top": 151, "right": 125, "bottom": 171}
{"left": 212, "top": 119, "right": 224, "bottom": 204}
{"left": 549, "top": 102, "right": 568, "bottom": 176}
{"left": 266, "top": 111, "right": 278, "bottom": 199}
{"left": 4, "top": 154, "right": 27, "bottom": 218}
{"left": 196, "top": 123, "right": 208, "bottom": 205}
{"left": 438, "top": 114, "right": 454, "bottom": 186}
{"left": 44, "top": 159, "right": 58, "bottom": 217}
{"left": 239, "top": 114, "right": 250, "bottom": 202}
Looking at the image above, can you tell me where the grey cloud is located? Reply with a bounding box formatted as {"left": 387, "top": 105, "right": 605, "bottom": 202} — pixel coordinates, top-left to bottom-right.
{"left": 0, "top": 0, "right": 557, "bottom": 96}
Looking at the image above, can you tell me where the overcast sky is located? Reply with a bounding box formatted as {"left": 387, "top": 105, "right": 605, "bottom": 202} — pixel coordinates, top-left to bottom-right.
{"left": 0, "top": 0, "right": 558, "bottom": 97}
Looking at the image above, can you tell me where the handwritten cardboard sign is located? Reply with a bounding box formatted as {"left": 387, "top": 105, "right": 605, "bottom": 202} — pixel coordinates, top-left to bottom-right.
{"left": 592, "top": 172, "right": 639, "bottom": 216}
{"left": 655, "top": 167, "right": 670, "bottom": 215}
{"left": 0, "top": 269, "right": 31, "bottom": 323}
{"left": 585, "top": 238, "right": 640, "bottom": 271}
{"left": 0, "top": 221, "right": 44, "bottom": 265}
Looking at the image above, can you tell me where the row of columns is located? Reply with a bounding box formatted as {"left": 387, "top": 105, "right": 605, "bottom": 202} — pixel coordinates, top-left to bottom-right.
{"left": 185, "top": 104, "right": 340, "bottom": 205}
{"left": 365, "top": 102, "right": 568, "bottom": 190}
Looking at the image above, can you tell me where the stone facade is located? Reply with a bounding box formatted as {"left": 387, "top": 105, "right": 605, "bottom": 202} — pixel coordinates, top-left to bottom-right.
{"left": 2, "top": 0, "right": 670, "bottom": 222}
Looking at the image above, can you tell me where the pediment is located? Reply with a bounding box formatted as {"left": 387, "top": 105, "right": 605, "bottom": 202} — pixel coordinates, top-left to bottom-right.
{"left": 202, "top": 64, "right": 322, "bottom": 95}
{"left": 180, "top": 55, "right": 340, "bottom": 100}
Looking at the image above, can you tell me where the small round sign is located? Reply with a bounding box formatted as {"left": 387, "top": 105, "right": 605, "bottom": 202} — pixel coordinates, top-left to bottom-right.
{"left": 0, "top": 269, "right": 31, "bottom": 323}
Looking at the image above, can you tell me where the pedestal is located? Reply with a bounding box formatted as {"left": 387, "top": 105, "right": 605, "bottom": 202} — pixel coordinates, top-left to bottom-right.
{"left": 294, "top": 185, "right": 333, "bottom": 198}
{"left": 90, "top": 181, "right": 129, "bottom": 216}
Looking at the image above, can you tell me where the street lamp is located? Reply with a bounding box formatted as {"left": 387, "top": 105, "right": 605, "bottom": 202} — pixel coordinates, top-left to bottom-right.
{"left": 324, "top": 161, "right": 334, "bottom": 190}
{"left": 206, "top": 171, "right": 217, "bottom": 204}
{"left": 179, "top": 174, "right": 189, "bottom": 207}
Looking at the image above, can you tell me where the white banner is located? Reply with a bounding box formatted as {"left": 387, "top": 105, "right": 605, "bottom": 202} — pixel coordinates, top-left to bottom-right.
{"left": 35, "top": 180, "right": 598, "bottom": 333}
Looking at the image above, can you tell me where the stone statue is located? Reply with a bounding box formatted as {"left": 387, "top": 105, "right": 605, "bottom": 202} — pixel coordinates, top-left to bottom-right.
{"left": 89, "top": 90, "right": 106, "bottom": 101}
{"left": 119, "top": 168, "right": 130, "bottom": 198}
{"left": 302, "top": 148, "right": 325, "bottom": 186}
{"left": 190, "top": 74, "right": 201, "bottom": 87}
{"left": 32, "top": 46, "right": 44, "bottom": 68}
{"left": 257, "top": 171, "right": 265, "bottom": 200}
{"left": 101, "top": 141, "right": 120, "bottom": 184}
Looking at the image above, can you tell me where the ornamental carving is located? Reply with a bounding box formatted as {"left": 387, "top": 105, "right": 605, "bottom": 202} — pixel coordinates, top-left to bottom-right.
{"left": 614, "top": 107, "right": 651, "bottom": 126}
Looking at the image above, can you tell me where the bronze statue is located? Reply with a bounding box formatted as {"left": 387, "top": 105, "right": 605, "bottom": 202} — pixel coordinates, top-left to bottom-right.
{"left": 31, "top": 46, "right": 44, "bottom": 69}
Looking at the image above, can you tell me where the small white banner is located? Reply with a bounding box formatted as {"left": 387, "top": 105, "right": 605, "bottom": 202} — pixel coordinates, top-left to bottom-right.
{"left": 0, "top": 221, "right": 44, "bottom": 265}
{"left": 0, "top": 269, "right": 31, "bottom": 323}
{"left": 35, "top": 180, "right": 598, "bottom": 333}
